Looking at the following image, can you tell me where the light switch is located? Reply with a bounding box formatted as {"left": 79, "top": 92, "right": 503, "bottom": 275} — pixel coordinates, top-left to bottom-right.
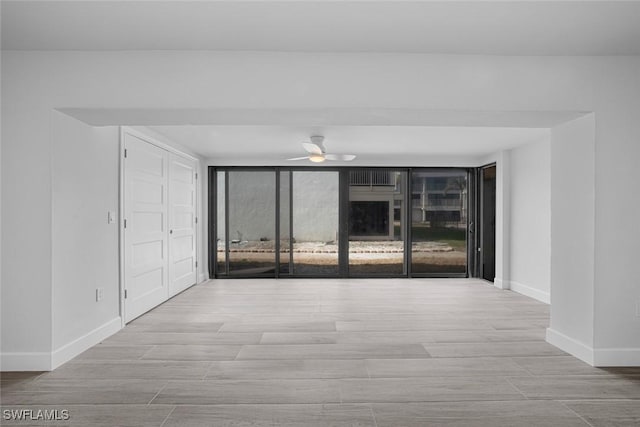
{"left": 108, "top": 211, "right": 116, "bottom": 224}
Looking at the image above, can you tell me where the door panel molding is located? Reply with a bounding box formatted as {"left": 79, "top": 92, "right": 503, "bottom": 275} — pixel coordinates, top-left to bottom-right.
{"left": 168, "top": 153, "right": 198, "bottom": 295}
{"left": 120, "top": 127, "right": 200, "bottom": 324}
{"left": 123, "top": 132, "right": 169, "bottom": 323}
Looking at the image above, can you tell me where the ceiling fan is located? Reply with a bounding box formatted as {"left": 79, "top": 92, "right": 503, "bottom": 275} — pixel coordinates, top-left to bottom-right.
{"left": 287, "top": 136, "right": 356, "bottom": 163}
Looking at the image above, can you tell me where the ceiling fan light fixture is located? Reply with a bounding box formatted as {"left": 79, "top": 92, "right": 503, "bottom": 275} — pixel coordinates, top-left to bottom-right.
{"left": 289, "top": 136, "right": 354, "bottom": 163}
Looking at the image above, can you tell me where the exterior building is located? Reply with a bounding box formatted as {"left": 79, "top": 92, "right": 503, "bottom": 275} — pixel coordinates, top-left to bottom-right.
{"left": 349, "top": 170, "right": 403, "bottom": 241}
{"left": 412, "top": 172, "right": 467, "bottom": 227}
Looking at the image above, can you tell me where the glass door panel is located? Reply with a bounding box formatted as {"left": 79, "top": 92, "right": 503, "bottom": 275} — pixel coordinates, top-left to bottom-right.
{"left": 279, "top": 171, "right": 291, "bottom": 275}
{"left": 291, "top": 171, "right": 340, "bottom": 275}
{"left": 216, "top": 171, "right": 227, "bottom": 275}
{"left": 480, "top": 165, "right": 497, "bottom": 281}
{"left": 212, "top": 167, "right": 471, "bottom": 278}
{"left": 227, "top": 171, "right": 276, "bottom": 276}
{"left": 348, "top": 169, "right": 407, "bottom": 275}
{"left": 411, "top": 170, "right": 468, "bottom": 275}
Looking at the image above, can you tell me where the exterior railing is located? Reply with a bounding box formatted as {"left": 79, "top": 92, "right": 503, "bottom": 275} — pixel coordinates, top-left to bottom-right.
{"left": 349, "top": 170, "right": 395, "bottom": 186}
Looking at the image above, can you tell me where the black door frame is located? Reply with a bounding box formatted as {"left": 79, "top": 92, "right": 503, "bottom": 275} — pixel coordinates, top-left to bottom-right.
{"left": 474, "top": 163, "right": 497, "bottom": 281}
{"left": 408, "top": 168, "right": 471, "bottom": 279}
{"left": 209, "top": 166, "right": 474, "bottom": 279}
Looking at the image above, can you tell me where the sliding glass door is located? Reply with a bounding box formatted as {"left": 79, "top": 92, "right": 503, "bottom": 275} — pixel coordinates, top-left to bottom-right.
{"left": 215, "top": 171, "right": 227, "bottom": 275}
{"left": 479, "top": 165, "right": 496, "bottom": 281}
{"left": 215, "top": 168, "right": 340, "bottom": 278}
{"left": 212, "top": 167, "right": 469, "bottom": 278}
{"left": 278, "top": 171, "right": 291, "bottom": 275}
{"left": 226, "top": 170, "right": 277, "bottom": 276}
{"left": 410, "top": 169, "right": 468, "bottom": 276}
{"left": 348, "top": 169, "right": 407, "bottom": 275}
{"left": 288, "top": 171, "right": 340, "bottom": 276}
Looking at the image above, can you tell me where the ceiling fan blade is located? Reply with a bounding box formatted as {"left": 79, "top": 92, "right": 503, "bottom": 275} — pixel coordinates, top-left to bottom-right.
{"left": 302, "top": 142, "right": 323, "bottom": 155}
{"left": 325, "top": 154, "right": 356, "bottom": 161}
{"left": 286, "top": 156, "right": 310, "bottom": 161}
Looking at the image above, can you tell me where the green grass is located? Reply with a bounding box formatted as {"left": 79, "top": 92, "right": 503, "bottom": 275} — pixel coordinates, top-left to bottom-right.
{"left": 394, "top": 225, "right": 467, "bottom": 251}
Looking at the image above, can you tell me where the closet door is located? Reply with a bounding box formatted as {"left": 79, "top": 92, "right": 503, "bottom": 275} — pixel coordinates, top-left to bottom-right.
{"left": 123, "top": 133, "right": 169, "bottom": 322}
{"left": 168, "top": 153, "right": 198, "bottom": 296}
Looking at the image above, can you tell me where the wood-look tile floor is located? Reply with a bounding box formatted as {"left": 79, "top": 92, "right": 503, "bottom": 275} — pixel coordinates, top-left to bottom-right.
{"left": 2, "top": 278, "right": 640, "bottom": 426}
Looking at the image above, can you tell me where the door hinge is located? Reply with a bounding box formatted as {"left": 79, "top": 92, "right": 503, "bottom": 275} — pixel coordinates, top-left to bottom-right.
{"left": 124, "top": 149, "right": 128, "bottom": 158}
{"left": 124, "top": 289, "right": 128, "bottom": 299}
{"left": 195, "top": 217, "right": 198, "bottom": 224}
{"left": 124, "top": 219, "right": 127, "bottom": 229}
{"left": 195, "top": 261, "right": 198, "bottom": 268}
{"left": 195, "top": 172, "right": 198, "bottom": 180}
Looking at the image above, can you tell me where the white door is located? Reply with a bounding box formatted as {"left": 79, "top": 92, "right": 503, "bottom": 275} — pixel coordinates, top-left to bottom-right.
{"left": 168, "top": 153, "right": 198, "bottom": 296}
{"left": 123, "top": 133, "right": 169, "bottom": 322}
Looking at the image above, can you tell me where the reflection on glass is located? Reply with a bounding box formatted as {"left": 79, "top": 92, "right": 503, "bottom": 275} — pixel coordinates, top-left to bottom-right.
{"left": 279, "top": 171, "right": 291, "bottom": 275}
{"left": 227, "top": 171, "right": 276, "bottom": 275}
{"left": 349, "top": 170, "right": 406, "bottom": 275}
{"left": 291, "top": 171, "right": 339, "bottom": 275}
{"left": 215, "top": 168, "right": 469, "bottom": 278}
{"left": 411, "top": 170, "right": 467, "bottom": 274}
{"left": 481, "top": 166, "right": 497, "bottom": 281}
{"left": 216, "top": 171, "right": 226, "bottom": 275}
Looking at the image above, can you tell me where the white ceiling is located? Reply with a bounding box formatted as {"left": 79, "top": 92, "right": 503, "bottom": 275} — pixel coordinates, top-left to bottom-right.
{"left": 149, "top": 125, "right": 550, "bottom": 164}
{"left": 57, "top": 108, "right": 569, "bottom": 165}
{"left": 3, "top": 1, "right": 640, "bottom": 55}
{"left": 61, "top": 108, "right": 584, "bottom": 128}
{"left": 3, "top": 1, "right": 597, "bottom": 165}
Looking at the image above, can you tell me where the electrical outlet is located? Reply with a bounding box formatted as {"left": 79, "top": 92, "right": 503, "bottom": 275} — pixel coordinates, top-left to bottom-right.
{"left": 96, "top": 288, "right": 104, "bottom": 302}
{"left": 107, "top": 211, "right": 116, "bottom": 224}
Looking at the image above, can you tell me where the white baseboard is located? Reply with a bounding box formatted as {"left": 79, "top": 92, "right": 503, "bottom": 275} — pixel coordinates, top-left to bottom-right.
{"left": 51, "top": 317, "right": 122, "bottom": 370}
{"left": 509, "top": 280, "right": 550, "bottom": 304}
{"left": 593, "top": 348, "right": 640, "bottom": 367}
{"left": 546, "top": 327, "right": 594, "bottom": 365}
{"left": 546, "top": 328, "right": 640, "bottom": 367}
{"left": 0, "top": 352, "right": 52, "bottom": 372}
{"left": 493, "top": 277, "right": 510, "bottom": 290}
{"left": 198, "top": 273, "right": 208, "bottom": 284}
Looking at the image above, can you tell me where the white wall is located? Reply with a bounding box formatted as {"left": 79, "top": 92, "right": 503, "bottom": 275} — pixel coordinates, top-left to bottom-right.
{"left": 0, "top": 11, "right": 3, "bottom": 371}
{"left": 0, "top": 110, "right": 207, "bottom": 369}
{"left": 592, "top": 69, "right": 640, "bottom": 364}
{"left": 1, "top": 57, "right": 54, "bottom": 369}
{"left": 51, "top": 112, "right": 121, "bottom": 366}
{"left": 2, "top": 51, "right": 639, "bottom": 368}
{"left": 509, "top": 137, "right": 551, "bottom": 303}
{"left": 547, "top": 115, "right": 596, "bottom": 361}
